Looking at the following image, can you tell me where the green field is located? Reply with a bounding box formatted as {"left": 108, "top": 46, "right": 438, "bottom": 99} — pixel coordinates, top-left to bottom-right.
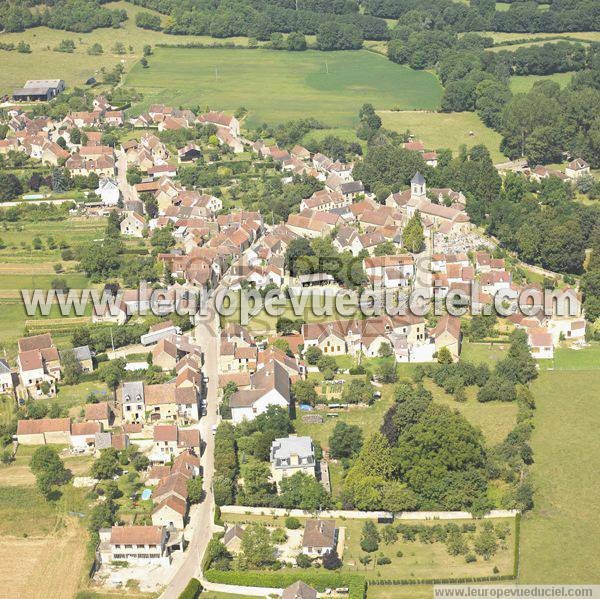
{"left": 125, "top": 47, "right": 443, "bottom": 128}
{"left": 520, "top": 370, "right": 600, "bottom": 583}
{"left": 379, "top": 110, "right": 507, "bottom": 162}
{"left": 510, "top": 72, "right": 574, "bottom": 94}
{"left": 480, "top": 31, "right": 600, "bottom": 44}
{"left": 0, "top": 1, "right": 256, "bottom": 95}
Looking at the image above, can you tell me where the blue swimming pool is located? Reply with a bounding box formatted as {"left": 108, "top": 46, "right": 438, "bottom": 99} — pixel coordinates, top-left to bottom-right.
{"left": 141, "top": 488, "right": 152, "bottom": 500}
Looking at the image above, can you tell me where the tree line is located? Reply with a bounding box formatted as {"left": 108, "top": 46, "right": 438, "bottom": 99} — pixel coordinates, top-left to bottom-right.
{"left": 363, "top": 0, "right": 600, "bottom": 34}
{"left": 0, "top": 0, "right": 127, "bottom": 33}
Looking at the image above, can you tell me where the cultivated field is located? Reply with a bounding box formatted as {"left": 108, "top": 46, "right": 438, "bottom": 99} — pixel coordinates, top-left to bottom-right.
{"left": 125, "top": 48, "right": 443, "bottom": 128}
{"left": 520, "top": 368, "right": 600, "bottom": 583}
{"left": 0, "top": 217, "right": 104, "bottom": 355}
{"left": 379, "top": 111, "right": 507, "bottom": 162}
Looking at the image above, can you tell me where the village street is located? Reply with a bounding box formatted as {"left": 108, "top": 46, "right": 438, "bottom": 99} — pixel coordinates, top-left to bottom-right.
{"left": 158, "top": 296, "right": 220, "bottom": 599}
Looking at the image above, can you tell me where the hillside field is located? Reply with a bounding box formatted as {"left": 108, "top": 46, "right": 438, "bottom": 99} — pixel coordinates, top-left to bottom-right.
{"left": 379, "top": 110, "right": 507, "bottom": 162}
{"left": 124, "top": 47, "right": 443, "bottom": 128}
{"left": 519, "top": 367, "right": 600, "bottom": 583}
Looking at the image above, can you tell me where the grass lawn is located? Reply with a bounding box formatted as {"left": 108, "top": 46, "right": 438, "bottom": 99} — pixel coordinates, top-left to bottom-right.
{"left": 51, "top": 380, "right": 110, "bottom": 415}
{"left": 379, "top": 110, "right": 507, "bottom": 162}
{"left": 426, "top": 380, "right": 517, "bottom": 446}
{"left": 460, "top": 340, "right": 508, "bottom": 364}
{"left": 341, "top": 518, "right": 514, "bottom": 580}
{"left": 125, "top": 47, "right": 443, "bottom": 128}
{"left": 509, "top": 72, "right": 573, "bottom": 94}
{"left": 0, "top": 216, "right": 102, "bottom": 355}
{"left": 0, "top": 483, "right": 88, "bottom": 535}
{"left": 293, "top": 379, "right": 395, "bottom": 451}
{"left": 519, "top": 370, "right": 600, "bottom": 583}
{"left": 538, "top": 342, "right": 600, "bottom": 371}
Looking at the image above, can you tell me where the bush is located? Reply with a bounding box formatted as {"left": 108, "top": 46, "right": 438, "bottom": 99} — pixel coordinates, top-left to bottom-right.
{"left": 296, "top": 553, "right": 312, "bottom": 568}
{"left": 285, "top": 516, "right": 301, "bottom": 530}
{"left": 376, "top": 556, "right": 392, "bottom": 565}
{"left": 465, "top": 553, "right": 477, "bottom": 563}
{"left": 178, "top": 577, "right": 202, "bottom": 599}
{"left": 323, "top": 549, "right": 343, "bottom": 570}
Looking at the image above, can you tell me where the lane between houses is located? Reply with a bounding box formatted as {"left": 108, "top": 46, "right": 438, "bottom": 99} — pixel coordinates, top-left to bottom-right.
{"left": 159, "top": 297, "right": 220, "bottom": 599}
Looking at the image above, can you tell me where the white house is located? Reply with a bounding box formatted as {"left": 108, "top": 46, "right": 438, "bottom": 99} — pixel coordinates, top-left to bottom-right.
{"left": 301, "top": 519, "right": 337, "bottom": 557}
{"left": 0, "top": 359, "right": 13, "bottom": 394}
{"left": 95, "top": 177, "right": 120, "bottom": 206}
{"left": 528, "top": 329, "right": 554, "bottom": 360}
{"left": 120, "top": 212, "right": 146, "bottom": 237}
{"left": 230, "top": 362, "right": 290, "bottom": 424}
{"left": 270, "top": 435, "right": 316, "bottom": 486}
{"left": 99, "top": 526, "right": 176, "bottom": 566}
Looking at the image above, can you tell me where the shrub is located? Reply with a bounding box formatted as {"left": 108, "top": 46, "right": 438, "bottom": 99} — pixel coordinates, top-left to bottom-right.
{"left": 285, "top": 516, "right": 301, "bottom": 530}
{"left": 322, "top": 549, "right": 343, "bottom": 570}
{"left": 360, "top": 521, "right": 379, "bottom": 553}
{"left": 178, "top": 577, "right": 202, "bottom": 599}
{"left": 465, "top": 553, "right": 477, "bottom": 563}
{"left": 296, "top": 553, "right": 312, "bottom": 568}
{"left": 271, "top": 528, "right": 287, "bottom": 544}
{"left": 376, "top": 556, "right": 392, "bottom": 565}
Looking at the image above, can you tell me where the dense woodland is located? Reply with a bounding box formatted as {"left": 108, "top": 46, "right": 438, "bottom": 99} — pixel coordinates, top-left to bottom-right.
{"left": 2, "top": 0, "right": 600, "bottom": 38}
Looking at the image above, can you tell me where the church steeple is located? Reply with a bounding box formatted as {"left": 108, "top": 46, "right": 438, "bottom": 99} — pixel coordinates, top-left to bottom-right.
{"left": 410, "top": 171, "right": 426, "bottom": 200}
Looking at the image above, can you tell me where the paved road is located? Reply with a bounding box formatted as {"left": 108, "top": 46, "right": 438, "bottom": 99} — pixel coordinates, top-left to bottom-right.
{"left": 116, "top": 151, "right": 138, "bottom": 205}
{"left": 159, "top": 299, "right": 220, "bottom": 599}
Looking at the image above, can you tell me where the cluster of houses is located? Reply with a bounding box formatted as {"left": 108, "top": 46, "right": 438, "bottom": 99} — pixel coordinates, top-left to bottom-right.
{"left": 1, "top": 95, "right": 124, "bottom": 175}
{"left": 496, "top": 156, "right": 591, "bottom": 183}
{"left": 10, "top": 333, "right": 92, "bottom": 399}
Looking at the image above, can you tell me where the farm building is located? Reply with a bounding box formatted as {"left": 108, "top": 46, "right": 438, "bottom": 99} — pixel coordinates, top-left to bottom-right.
{"left": 13, "top": 79, "right": 65, "bottom": 101}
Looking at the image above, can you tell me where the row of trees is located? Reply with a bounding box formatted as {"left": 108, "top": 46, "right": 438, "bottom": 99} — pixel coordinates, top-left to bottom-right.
{"left": 364, "top": 0, "right": 600, "bottom": 34}
{"left": 127, "top": 0, "right": 388, "bottom": 44}
{"left": 0, "top": 0, "right": 127, "bottom": 33}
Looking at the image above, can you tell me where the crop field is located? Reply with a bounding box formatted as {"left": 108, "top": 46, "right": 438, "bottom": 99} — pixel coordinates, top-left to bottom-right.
{"left": 125, "top": 47, "right": 443, "bottom": 128}
{"left": 519, "top": 369, "right": 600, "bottom": 583}
{"left": 379, "top": 110, "right": 507, "bottom": 162}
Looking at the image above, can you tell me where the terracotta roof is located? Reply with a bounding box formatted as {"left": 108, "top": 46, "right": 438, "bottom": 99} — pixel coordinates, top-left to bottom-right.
{"left": 153, "top": 495, "right": 187, "bottom": 517}
{"left": 154, "top": 424, "right": 178, "bottom": 442}
{"left": 110, "top": 525, "right": 164, "bottom": 546}
{"left": 302, "top": 519, "right": 336, "bottom": 549}
{"left": 18, "top": 333, "right": 52, "bottom": 353}
{"left": 17, "top": 418, "right": 70, "bottom": 435}
{"left": 71, "top": 422, "right": 101, "bottom": 436}
{"left": 85, "top": 402, "right": 110, "bottom": 422}
{"left": 18, "top": 350, "right": 43, "bottom": 372}
{"left": 155, "top": 472, "right": 188, "bottom": 501}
